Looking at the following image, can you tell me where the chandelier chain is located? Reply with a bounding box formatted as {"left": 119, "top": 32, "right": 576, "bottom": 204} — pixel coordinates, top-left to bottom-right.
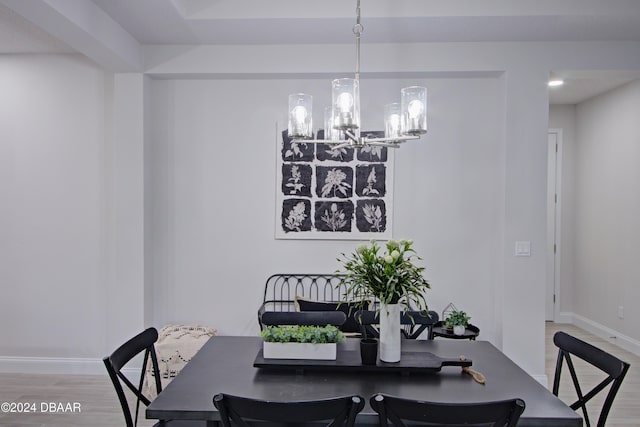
{"left": 353, "top": 0, "right": 362, "bottom": 84}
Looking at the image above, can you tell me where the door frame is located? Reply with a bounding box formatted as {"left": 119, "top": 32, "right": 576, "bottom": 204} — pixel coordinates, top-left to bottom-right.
{"left": 546, "top": 129, "right": 563, "bottom": 321}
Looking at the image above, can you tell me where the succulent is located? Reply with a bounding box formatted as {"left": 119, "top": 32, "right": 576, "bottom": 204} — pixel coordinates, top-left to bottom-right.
{"left": 260, "top": 325, "right": 345, "bottom": 344}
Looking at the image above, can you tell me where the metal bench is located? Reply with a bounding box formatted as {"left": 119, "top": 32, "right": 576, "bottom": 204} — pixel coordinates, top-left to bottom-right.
{"left": 258, "top": 273, "right": 353, "bottom": 330}
{"left": 258, "top": 273, "right": 437, "bottom": 339}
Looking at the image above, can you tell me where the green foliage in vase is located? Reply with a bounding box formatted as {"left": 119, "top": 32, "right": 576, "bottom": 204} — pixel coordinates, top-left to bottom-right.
{"left": 338, "top": 239, "right": 431, "bottom": 308}
{"left": 445, "top": 310, "right": 470, "bottom": 327}
{"left": 260, "top": 325, "right": 345, "bottom": 344}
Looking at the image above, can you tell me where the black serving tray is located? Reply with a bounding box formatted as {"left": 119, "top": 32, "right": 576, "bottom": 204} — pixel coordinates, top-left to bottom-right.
{"left": 253, "top": 348, "right": 472, "bottom": 374}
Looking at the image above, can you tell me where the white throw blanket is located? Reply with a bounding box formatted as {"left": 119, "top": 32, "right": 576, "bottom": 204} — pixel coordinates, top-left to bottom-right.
{"left": 145, "top": 324, "right": 217, "bottom": 398}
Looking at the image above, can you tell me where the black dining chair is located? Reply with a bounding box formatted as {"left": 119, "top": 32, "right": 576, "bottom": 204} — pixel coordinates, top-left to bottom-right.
{"left": 213, "top": 393, "right": 365, "bottom": 427}
{"left": 370, "top": 393, "right": 525, "bottom": 427}
{"left": 552, "top": 331, "right": 630, "bottom": 427}
{"left": 260, "top": 310, "right": 347, "bottom": 327}
{"left": 103, "top": 327, "right": 199, "bottom": 427}
{"left": 355, "top": 309, "right": 439, "bottom": 339}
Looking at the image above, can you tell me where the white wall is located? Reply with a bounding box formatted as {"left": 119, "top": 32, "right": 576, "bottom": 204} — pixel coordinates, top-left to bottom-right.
{"left": 146, "top": 77, "right": 503, "bottom": 339}
{"left": 572, "top": 80, "right": 640, "bottom": 342}
{"left": 2, "top": 40, "right": 640, "bottom": 378}
{"left": 0, "top": 55, "right": 109, "bottom": 359}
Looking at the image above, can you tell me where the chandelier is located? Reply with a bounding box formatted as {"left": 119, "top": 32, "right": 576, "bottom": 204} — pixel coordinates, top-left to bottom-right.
{"left": 287, "top": 0, "right": 427, "bottom": 149}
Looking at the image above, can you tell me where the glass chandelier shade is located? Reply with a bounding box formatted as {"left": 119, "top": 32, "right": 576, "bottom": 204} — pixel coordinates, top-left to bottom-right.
{"left": 288, "top": 93, "right": 313, "bottom": 139}
{"left": 332, "top": 78, "right": 360, "bottom": 132}
{"left": 384, "top": 103, "right": 401, "bottom": 138}
{"left": 401, "top": 86, "right": 427, "bottom": 135}
{"left": 324, "top": 106, "right": 343, "bottom": 141}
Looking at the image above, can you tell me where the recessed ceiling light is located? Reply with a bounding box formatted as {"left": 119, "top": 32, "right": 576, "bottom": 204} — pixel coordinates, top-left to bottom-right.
{"left": 548, "top": 79, "right": 564, "bottom": 87}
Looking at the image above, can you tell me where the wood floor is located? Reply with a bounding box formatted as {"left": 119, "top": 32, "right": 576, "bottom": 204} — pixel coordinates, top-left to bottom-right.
{"left": 0, "top": 323, "right": 637, "bottom": 426}
{"left": 544, "top": 323, "right": 640, "bottom": 426}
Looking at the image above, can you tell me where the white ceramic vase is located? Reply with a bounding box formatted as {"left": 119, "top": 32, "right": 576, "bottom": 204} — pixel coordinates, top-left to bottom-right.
{"left": 379, "top": 303, "right": 401, "bottom": 362}
{"left": 453, "top": 325, "right": 465, "bottom": 336}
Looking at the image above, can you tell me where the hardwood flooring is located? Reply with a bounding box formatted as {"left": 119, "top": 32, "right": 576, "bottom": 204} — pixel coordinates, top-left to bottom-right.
{"left": 0, "top": 323, "right": 637, "bottom": 426}
{"left": 545, "top": 323, "right": 640, "bottom": 426}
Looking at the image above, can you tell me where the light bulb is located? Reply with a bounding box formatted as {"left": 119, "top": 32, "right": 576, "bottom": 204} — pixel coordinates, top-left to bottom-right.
{"left": 389, "top": 113, "right": 400, "bottom": 128}
{"left": 407, "top": 100, "right": 424, "bottom": 118}
{"left": 336, "top": 92, "right": 353, "bottom": 112}
{"left": 292, "top": 105, "right": 308, "bottom": 122}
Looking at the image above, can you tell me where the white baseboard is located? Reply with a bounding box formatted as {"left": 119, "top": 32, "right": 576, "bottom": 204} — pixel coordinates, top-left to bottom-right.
{"left": 556, "top": 311, "right": 574, "bottom": 324}
{"left": 0, "top": 356, "right": 140, "bottom": 376}
{"left": 563, "top": 313, "right": 640, "bottom": 358}
{"left": 0, "top": 356, "right": 105, "bottom": 374}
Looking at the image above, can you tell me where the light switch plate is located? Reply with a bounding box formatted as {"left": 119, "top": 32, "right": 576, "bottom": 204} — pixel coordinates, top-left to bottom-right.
{"left": 515, "top": 241, "right": 531, "bottom": 257}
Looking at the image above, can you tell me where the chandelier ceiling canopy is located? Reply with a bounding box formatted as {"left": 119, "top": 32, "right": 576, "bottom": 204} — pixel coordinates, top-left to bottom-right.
{"left": 287, "top": 0, "right": 428, "bottom": 149}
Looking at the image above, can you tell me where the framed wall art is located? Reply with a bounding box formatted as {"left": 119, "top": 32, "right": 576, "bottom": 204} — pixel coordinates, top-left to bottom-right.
{"left": 275, "top": 129, "right": 393, "bottom": 240}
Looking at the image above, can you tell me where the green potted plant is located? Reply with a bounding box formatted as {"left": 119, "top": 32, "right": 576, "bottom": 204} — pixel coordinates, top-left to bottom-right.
{"left": 445, "top": 310, "right": 470, "bottom": 336}
{"left": 260, "top": 325, "right": 345, "bottom": 360}
{"left": 338, "top": 239, "right": 431, "bottom": 362}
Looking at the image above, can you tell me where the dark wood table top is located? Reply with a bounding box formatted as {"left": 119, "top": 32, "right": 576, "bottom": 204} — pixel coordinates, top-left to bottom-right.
{"left": 147, "top": 336, "right": 582, "bottom": 426}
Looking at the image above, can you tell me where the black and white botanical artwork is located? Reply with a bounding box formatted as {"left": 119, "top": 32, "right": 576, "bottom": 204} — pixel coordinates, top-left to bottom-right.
{"left": 356, "top": 199, "right": 386, "bottom": 232}
{"left": 316, "top": 166, "right": 354, "bottom": 198}
{"left": 356, "top": 132, "right": 388, "bottom": 162}
{"left": 355, "top": 164, "right": 386, "bottom": 197}
{"left": 276, "top": 129, "right": 393, "bottom": 239}
{"left": 281, "top": 132, "right": 314, "bottom": 162}
{"left": 315, "top": 201, "right": 353, "bottom": 232}
{"left": 315, "top": 143, "right": 354, "bottom": 162}
{"left": 281, "top": 198, "right": 312, "bottom": 232}
{"left": 356, "top": 144, "right": 388, "bottom": 162}
{"left": 282, "top": 164, "right": 312, "bottom": 197}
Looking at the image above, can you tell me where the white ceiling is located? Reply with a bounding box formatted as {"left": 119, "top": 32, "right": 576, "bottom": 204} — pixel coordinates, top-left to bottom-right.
{"left": 2, "top": 0, "right": 640, "bottom": 104}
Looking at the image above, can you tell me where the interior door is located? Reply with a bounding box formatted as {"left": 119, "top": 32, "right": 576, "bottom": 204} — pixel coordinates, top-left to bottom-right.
{"left": 546, "top": 130, "right": 562, "bottom": 321}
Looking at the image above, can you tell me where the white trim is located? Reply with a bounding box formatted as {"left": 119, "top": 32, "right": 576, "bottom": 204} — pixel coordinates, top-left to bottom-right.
{"left": 0, "top": 356, "right": 141, "bottom": 376}
{"left": 556, "top": 312, "right": 573, "bottom": 324}
{"left": 0, "top": 356, "right": 105, "bottom": 374}
{"left": 567, "top": 313, "right": 640, "bottom": 358}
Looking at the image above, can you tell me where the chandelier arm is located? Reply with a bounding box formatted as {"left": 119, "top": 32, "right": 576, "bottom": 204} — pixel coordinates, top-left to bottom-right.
{"left": 291, "top": 138, "right": 342, "bottom": 144}
{"left": 363, "top": 135, "right": 420, "bottom": 144}
{"left": 344, "top": 129, "right": 361, "bottom": 145}
{"left": 331, "top": 141, "right": 355, "bottom": 150}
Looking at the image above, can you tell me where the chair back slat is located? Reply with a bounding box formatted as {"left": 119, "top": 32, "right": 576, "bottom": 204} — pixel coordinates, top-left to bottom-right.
{"left": 354, "top": 309, "right": 439, "bottom": 339}
{"left": 103, "top": 327, "right": 162, "bottom": 427}
{"left": 370, "top": 393, "right": 525, "bottom": 427}
{"left": 260, "top": 311, "right": 347, "bottom": 327}
{"left": 552, "top": 331, "right": 630, "bottom": 427}
{"left": 554, "top": 331, "right": 628, "bottom": 377}
{"left": 108, "top": 328, "right": 158, "bottom": 372}
{"left": 213, "top": 393, "right": 365, "bottom": 427}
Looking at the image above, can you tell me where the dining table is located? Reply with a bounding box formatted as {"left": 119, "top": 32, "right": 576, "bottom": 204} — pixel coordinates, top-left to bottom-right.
{"left": 146, "top": 336, "right": 582, "bottom": 426}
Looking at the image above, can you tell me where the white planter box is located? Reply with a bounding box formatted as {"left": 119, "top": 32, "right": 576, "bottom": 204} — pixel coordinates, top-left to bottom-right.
{"left": 263, "top": 342, "right": 337, "bottom": 360}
